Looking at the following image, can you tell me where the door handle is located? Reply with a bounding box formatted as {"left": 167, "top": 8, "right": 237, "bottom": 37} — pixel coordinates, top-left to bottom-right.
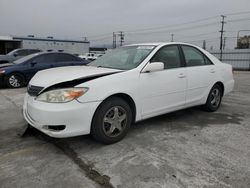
{"left": 210, "top": 69, "right": 216, "bottom": 73}
{"left": 178, "top": 73, "right": 186, "bottom": 78}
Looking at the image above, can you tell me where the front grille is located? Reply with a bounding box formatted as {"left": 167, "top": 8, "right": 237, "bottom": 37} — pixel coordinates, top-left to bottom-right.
{"left": 27, "top": 85, "right": 44, "bottom": 97}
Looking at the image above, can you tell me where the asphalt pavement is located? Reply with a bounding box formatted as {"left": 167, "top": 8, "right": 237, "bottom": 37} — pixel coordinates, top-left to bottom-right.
{"left": 0, "top": 72, "right": 250, "bottom": 188}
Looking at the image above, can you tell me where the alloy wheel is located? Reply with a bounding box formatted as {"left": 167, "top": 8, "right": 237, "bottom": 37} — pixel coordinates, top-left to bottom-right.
{"left": 210, "top": 88, "right": 221, "bottom": 108}
{"left": 102, "top": 106, "right": 127, "bottom": 137}
{"left": 9, "top": 75, "right": 21, "bottom": 88}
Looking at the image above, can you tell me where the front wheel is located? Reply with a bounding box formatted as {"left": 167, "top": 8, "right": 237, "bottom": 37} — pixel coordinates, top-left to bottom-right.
{"left": 5, "top": 73, "right": 25, "bottom": 88}
{"left": 204, "top": 84, "right": 223, "bottom": 112}
{"left": 91, "top": 97, "right": 132, "bottom": 144}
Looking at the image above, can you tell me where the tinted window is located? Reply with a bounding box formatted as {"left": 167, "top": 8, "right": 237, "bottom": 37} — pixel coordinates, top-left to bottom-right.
{"left": 17, "top": 50, "right": 30, "bottom": 56}
{"left": 54, "top": 54, "right": 79, "bottom": 62}
{"left": 151, "top": 45, "right": 181, "bottom": 69}
{"left": 29, "top": 49, "right": 41, "bottom": 54}
{"left": 33, "top": 54, "right": 55, "bottom": 63}
{"left": 182, "top": 46, "right": 211, "bottom": 67}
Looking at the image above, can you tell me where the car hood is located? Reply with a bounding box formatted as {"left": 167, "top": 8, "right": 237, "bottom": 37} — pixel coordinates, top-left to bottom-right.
{"left": 0, "top": 55, "right": 10, "bottom": 60}
{"left": 0, "top": 62, "right": 14, "bottom": 68}
{"left": 29, "top": 65, "right": 122, "bottom": 87}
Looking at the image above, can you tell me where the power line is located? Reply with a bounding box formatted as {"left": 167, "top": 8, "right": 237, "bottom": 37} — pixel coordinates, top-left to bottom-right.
{"left": 124, "top": 16, "right": 219, "bottom": 33}
{"left": 227, "top": 17, "right": 250, "bottom": 23}
{"left": 90, "top": 36, "right": 112, "bottom": 42}
{"left": 126, "top": 22, "right": 220, "bottom": 36}
{"left": 177, "top": 31, "right": 218, "bottom": 40}
{"left": 87, "top": 11, "right": 250, "bottom": 40}
{"left": 123, "top": 11, "right": 250, "bottom": 34}
{"left": 184, "top": 37, "right": 219, "bottom": 43}
{"left": 87, "top": 33, "right": 111, "bottom": 39}
{"left": 225, "top": 10, "right": 250, "bottom": 16}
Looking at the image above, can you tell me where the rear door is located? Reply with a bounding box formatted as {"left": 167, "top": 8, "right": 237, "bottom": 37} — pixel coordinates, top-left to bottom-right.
{"left": 180, "top": 45, "right": 216, "bottom": 105}
{"left": 139, "top": 45, "right": 187, "bottom": 119}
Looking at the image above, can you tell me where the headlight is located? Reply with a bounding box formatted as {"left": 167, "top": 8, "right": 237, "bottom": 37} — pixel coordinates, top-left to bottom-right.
{"left": 0, "top": 70, "right": 5, "bottom": 74}
{"left": 35, "top": 87, "right": 88, "bottom": 103}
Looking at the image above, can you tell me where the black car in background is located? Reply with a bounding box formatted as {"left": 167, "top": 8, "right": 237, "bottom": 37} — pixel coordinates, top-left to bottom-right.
{"left": 0, "top": 49, "right": 42, "bottom": 64}
{"left": 0, "top": 52, "right": 89, "bottom": 88}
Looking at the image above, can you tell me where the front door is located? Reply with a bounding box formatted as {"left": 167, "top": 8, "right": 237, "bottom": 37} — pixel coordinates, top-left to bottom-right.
{"left": 139, "top": 45, "right": 187, "bottom": 119}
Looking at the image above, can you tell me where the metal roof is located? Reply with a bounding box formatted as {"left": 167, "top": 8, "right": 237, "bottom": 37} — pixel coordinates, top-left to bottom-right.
{"left": 12, "top": 36, "right": 89, "bottom": 44}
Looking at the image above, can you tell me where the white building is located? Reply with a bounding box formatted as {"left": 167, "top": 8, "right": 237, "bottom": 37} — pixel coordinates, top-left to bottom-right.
{"left": 0, "top": 35, "right": 90, "bottom": 55}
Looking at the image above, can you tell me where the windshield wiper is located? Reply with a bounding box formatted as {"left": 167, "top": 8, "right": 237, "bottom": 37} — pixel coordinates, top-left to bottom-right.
{"left": 97, "top": 65, "right": 109, "bottom": 68}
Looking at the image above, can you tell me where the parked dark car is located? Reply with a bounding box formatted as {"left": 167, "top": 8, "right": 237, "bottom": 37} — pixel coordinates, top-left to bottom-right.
{"left": 0, "top": 49, "right": 42, "bottom": 64}
{"left": 0, "top": 52, "right": 89, "bottom": 88}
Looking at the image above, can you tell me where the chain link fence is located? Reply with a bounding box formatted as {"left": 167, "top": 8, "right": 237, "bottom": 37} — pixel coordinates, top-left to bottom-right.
{"left": 209, "top": 49, "right": 250, "bottom": 70}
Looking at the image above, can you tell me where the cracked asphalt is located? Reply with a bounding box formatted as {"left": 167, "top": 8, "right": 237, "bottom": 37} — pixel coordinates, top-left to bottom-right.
{"left": 0, "top": 72, "right": 250, "bottom": 188}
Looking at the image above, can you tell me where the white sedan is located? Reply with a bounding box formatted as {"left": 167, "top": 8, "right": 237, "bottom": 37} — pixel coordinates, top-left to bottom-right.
{"left": 23, "top": 42, "right": 234, "bottom": 144}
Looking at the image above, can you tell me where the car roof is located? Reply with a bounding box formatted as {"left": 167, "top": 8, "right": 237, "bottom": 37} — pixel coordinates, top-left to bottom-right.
{"left": 125, "top": 42, "right": 198, "bottom": 47}
{"left": 125, "top": 42, "right": 166, "bottom": 46}
{"left": 13, "top": 52, "right": 78, "bottom": 64}
{"left": 31, "top": 51, "right": 75, "bottom": 56}
{"left": 13, "top": 48, "right": 42, "bottom": 51}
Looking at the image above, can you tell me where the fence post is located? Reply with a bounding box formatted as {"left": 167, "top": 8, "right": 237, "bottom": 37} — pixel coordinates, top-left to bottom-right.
{"left": 249, "top": 51, "right": 250, "bottom": 71}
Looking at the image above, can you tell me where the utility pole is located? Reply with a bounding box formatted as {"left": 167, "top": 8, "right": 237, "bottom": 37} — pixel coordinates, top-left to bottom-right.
{"left": 113, "top": 32, "right": 116, "bottom": 49}
{"left": 118, "top": 31, "right": 124, "bottom": 46}
{"left": 171, "top": 34, "right": 174, "bottom": 42}
{"left": 219, "top": 15, "right": 226, "bottom": 60}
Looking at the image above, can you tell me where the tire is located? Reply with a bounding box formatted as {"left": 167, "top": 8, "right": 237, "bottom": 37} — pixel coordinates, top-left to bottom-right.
{"left": 204, "top": 84, "right": 223, "bottom": 112}
{"left": 91, "top": 97, "right": 132, "bottom": 144}
{"left": 5, "top": 73, "right": 25, "bottom": 88}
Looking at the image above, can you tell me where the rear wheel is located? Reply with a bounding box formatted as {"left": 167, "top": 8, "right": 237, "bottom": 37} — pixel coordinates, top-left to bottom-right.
{"left": 204, "top": 84, "right": 222, "bottom": 112}
{"left": 5, "top": 73, "right": 25, "bottom": 88}
{"left": 91, "top": 97, "right": 132, "bottom": 144}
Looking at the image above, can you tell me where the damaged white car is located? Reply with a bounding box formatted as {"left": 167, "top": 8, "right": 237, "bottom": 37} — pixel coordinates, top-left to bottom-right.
{"left": 23, "top": 43, "right": 234, "bottom": 144}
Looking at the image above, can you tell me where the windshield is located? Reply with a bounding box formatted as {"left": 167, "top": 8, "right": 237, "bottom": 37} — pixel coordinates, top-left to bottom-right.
{"left": 7, "top": 49, "right": 18, "bottom": 56}
{"left": 13, "top": 53, "right": 39, "bottom": 64}
{"left": 90, "top": 45, "right": 155, "bottom": 70}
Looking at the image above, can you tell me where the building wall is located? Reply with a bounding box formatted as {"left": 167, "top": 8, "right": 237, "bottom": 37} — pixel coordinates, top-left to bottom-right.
{"left": 21, "top": 39, "right": 89, "bottom": 55}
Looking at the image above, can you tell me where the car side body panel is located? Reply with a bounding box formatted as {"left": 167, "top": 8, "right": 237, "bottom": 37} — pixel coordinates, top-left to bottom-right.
{"left": 23, "top": 42, "right": 235, "bottom": 138}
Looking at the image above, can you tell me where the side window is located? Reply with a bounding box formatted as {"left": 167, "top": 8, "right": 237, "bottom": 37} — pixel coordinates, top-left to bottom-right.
{"left": 17, "top": 50, "right": 30, "bottom": 56}
{"left": 54, "top": 54, "right": 79, "bottom": 62}
{"left": 33, "top": 54, "right": 55, "bottom": 63}
{"left": 28, "top": 49, "right": 40, "bottom": 55}
{"left": 182, "top": 46, "right": 210, "bottom": 67}
{"left": 204, "top": 56, "right": 213, "bottom": 65}
{"left": 151, "top": 45, "right": 181, "bottom": 69}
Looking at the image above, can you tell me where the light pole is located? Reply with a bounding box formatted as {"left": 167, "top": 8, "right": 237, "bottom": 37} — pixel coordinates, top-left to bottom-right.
{"left": 171, "top": 34, "right": 174, "bottom": 42}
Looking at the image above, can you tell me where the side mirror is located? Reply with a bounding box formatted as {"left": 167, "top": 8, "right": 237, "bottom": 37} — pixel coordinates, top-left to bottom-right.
{"left": 142, "top": 62, "right": 164, "bottom": 73}
{"left": 13, "top": 52, "right": 18, "bottom": 57}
